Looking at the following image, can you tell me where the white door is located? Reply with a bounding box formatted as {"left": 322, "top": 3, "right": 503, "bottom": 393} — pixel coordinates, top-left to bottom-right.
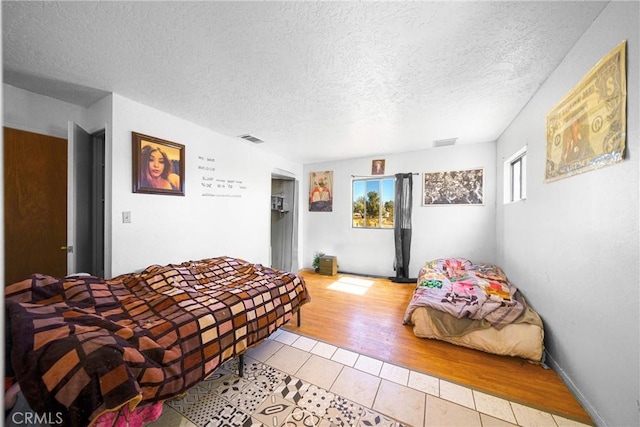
{"left": 67, "top": 122, "right": 93, "bottom": 274}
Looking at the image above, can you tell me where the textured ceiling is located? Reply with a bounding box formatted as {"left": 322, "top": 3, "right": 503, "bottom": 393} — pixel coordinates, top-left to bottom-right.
{"left": 3, "top": 1, "right": 608, "bottom": 164}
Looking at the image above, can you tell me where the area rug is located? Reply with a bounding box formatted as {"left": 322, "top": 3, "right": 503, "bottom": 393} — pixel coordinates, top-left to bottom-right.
{"left": 166, "top": 357, "right": 408, "bottom": 427}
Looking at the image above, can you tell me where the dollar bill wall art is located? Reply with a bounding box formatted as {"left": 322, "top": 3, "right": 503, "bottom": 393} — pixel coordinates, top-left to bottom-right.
{"left": 422, "top": 168, "right": 484, "bottom": 205}
{"left": 545, "top": 41, "right": 626, "bottom": 182}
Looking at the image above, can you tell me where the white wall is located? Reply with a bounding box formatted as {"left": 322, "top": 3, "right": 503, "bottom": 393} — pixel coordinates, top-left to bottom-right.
{"left": 110, "top": 94, "right": 304, "bottom": 276}
{"left": 4, "top": 84, "right": 86, "bottom": 137}
{"left": 3, "top": 86, "right": 305, "bottom": 278}
{"left": 303, "top": 141, "right": 496, "bottom": 278}
{"left": 496, "top": 3, "right": 639, "bottom": 426}
{"left": 3, "top": 84, "right": 111, "bottom": 147}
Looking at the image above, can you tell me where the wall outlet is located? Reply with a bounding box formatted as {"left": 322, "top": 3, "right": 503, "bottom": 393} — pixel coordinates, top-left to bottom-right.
{"left": 122, "top": 211, "right": 131, "bottom": 223}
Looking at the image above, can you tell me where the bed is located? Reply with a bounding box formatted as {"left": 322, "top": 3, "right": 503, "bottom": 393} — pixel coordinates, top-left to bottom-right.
{"left": 5, "top": 256, "right": 310, "bottom": 426}
{"left": 403, "top": 258, "right": 544, "bottom": 363}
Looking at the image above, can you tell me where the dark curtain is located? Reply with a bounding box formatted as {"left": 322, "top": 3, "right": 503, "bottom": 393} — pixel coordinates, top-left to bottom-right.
{"left": 392, "top": 173, "right": 414, "bottom": 283}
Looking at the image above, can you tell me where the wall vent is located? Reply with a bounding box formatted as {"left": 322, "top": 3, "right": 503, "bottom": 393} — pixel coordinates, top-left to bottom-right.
{"left": 238, "top": 134, "right": 265, "bottom": 144}
{"left": 433, "top": 138, "right": 457, "bottom": 148}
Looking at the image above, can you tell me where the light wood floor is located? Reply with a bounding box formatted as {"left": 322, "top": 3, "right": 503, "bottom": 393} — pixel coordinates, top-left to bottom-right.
{"left": 283, "top": 270, "right": 592, "bottom": 425}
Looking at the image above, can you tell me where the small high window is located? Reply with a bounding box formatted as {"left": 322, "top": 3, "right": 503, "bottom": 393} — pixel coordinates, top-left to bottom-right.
{"left": 504, "top": 146, "right": 527, "bottom": 203}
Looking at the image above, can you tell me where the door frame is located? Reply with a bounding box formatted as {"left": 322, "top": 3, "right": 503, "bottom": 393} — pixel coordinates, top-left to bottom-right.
{"left": 270, "top": 170, "right": 300, "bottom": 272}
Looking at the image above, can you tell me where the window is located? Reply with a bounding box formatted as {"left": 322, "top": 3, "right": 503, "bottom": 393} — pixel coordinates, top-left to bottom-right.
{"left": 504, "top": 146, "right": 527, "bottom": 203}
{"left": 352, "top": 177, "right": 395, "bottom": 228}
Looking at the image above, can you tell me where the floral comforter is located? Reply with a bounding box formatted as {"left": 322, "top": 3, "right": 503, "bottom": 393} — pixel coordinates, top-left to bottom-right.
{"left": 403, "top": 258, "right": 526, "bottom": 330}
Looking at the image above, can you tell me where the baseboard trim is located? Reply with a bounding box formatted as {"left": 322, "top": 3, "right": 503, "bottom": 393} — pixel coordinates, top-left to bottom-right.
{"left": 545, "top": 352, "right": 605, "bottom": 426}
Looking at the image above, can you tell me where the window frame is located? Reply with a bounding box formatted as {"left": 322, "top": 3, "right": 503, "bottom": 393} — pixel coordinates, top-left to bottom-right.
{"left": 351, "top": 176, "right": 395, "bottom": 229}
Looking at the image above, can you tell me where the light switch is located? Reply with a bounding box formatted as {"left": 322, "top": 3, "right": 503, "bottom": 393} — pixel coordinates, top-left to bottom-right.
{"left": 122, "top": 211, "right": 131, "bottom": 223}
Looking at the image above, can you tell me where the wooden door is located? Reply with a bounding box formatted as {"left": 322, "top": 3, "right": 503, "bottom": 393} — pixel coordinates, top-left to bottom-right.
{"left": 4, "top": 127, "right": 68, "bottom": 285}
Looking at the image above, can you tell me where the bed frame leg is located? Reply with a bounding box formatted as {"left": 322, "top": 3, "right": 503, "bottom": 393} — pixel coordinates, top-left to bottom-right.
{"left": 236, "top": 309, "right": 301, "bottom": 378}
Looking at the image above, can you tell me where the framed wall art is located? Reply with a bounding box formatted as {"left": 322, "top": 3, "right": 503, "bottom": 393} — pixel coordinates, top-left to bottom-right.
{"left": 422, "top": 168, "right": 484, "bottom": 205}
{"left": 132, "top": 132, "right": 185, "bottom": 196}
{"left": 309, "top": 170, "right": 333, "bottom": 212}
{"left": 372, "top": 159, "right": 386, "bottom": 175}
{"left": 545, "top": 41, "right": 626, "bottom": 182}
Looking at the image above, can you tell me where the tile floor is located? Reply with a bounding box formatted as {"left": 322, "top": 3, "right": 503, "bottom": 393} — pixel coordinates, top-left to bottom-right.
{"left": 150, "top": 329, "right": 591, "bottom": 427}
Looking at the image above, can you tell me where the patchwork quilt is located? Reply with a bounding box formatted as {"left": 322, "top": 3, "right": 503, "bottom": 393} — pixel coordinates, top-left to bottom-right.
{"left": 403, "top": 258, "right": 526, "bottom": 330}
{"left": 5, "top": 256, "right": 310, "bottom": 426}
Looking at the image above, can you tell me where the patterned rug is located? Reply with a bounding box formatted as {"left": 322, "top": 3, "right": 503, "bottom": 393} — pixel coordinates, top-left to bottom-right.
{"left": 166, "top": 357, "right": 409, "bottom": 427}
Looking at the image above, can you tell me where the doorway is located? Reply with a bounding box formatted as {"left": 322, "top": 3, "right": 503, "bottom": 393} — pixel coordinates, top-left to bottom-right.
{"left": 270, "top": 174, "right": 299, "bottom": 272}
{"left": 91, "top": 131, "right": 106, "bottom": 278}
{"left": 68, "top": 123, "right": 106, "bottom": 277}
{"left": 4, "top": 126, "right": 105, "bottom": 285}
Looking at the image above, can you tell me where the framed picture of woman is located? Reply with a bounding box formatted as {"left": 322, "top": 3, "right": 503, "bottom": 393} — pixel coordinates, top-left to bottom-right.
{"left": 132, "top": 132, "right": 185, "bottom": 196}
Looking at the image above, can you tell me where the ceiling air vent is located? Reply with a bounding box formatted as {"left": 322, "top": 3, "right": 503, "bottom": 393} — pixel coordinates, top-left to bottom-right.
{"left": 433, "top": 138, "right": 457, "bottom": 148}
{"left": 238, "top": 134, "right": 265, "bottom": 144}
